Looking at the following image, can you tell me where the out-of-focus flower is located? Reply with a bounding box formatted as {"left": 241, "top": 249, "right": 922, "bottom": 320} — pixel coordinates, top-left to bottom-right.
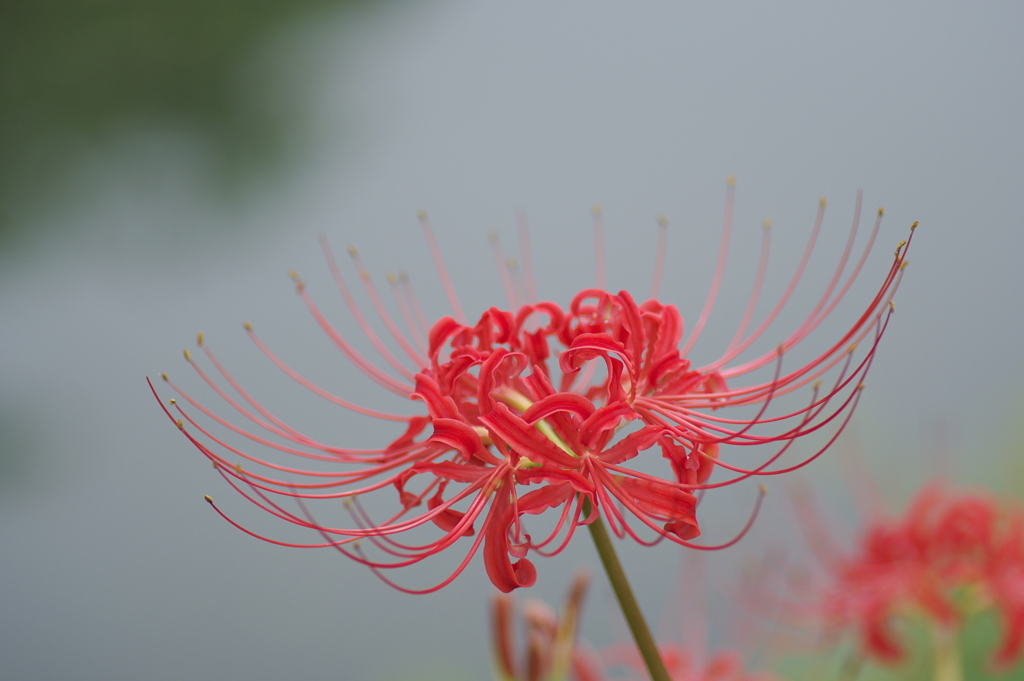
{"left": 757, "top": 483, "right": 1024, "bottom": 676}
{"left": 491, "top": 568, "right": 777, "bottom": 681}
{"left": 595, "top": 644, "right": 777, "bottom": 681}
{"left": 153, "top": 184, "right": 914, "bottom": 592}
{"left": 492, "top": 571, "right": 591, "bottom": 681}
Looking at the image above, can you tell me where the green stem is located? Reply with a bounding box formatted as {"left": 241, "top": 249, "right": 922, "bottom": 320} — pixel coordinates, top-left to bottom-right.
{"left": 586, "top": 510, "right": 671, "bottom": 681}
{"left": 932, "top": 626, "right": 962, "bottom": 681}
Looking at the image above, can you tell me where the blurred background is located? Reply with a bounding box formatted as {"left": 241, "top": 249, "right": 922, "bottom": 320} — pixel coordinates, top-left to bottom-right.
{"left": 1, "top": 1, "right": 1022, "bottom": 679}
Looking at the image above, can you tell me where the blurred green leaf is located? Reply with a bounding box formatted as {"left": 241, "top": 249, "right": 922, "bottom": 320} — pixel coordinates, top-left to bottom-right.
{"left": 0, "top": 0, "right": 384, "bottom": 239}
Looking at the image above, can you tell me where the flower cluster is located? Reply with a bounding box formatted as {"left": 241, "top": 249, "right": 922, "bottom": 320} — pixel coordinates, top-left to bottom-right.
{"left": 153, "top": 186, "right": 914, "bottom": 592}
{"left": 780, "top": 484, "right": 1024, "bottom": 670}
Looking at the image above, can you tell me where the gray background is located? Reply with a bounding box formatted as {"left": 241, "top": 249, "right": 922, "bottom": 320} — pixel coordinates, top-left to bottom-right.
{"left": 1, "top": 1, "right": 1022, "bottom": 679}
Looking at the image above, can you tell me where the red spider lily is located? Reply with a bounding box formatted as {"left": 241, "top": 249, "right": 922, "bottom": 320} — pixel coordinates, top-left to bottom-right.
{"left": 491, "top": 571, "right": 591, "bottom": 681}
{"left": 491, "top": 569, "right": 777, "bottom": 681}
{"left": 152, "top": 183, "right": 914, "bottom": 593}
{"left": 760, "top": 483, "right": 1024, "bottom": 672}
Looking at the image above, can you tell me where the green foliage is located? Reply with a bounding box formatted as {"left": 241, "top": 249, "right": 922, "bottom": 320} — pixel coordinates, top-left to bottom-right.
{"left": 0, "top": 0, "right": 382, "bottom": 236}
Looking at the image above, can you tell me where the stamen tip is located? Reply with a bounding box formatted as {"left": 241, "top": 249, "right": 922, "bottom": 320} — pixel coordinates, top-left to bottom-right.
{"left": 758, "top": 484, "right": 768, "bottom": 495}
{"left": 347, "top": 245, "right": 358, "bottom": 257}
{"left": 386, "top": 272, "right": 397, "bottom": 284}
{"left": 656, "top": 215, "right": 668, "bottom": 228}
{"left": 176, "top": 419, "right": 184, "bottom": 430}
{"left": 877, "top": 207, "right": 884, "bottom": 216}
{"left": 813, "top": 379, "right": 822, "bottom": 391}
{"left": 243, "top": 321, "right": 253, "bottom": 332}
{"left": 488, "top": 230, "right": 499, "bottom": 243}
{"left": 398, "top": 271, "right": 410, "bottom": 282}
{"left": 416, "top": 210, "right": 427, "bottom": 221}
{"left": 196, "top": 332, "right": 203, "bottom": 347}
{"left": 911, "top": 220, "right": 919, "bottom": 231}
{"left": 168, "top": 398, "right": 176, "bottom": 405}
{"left": 183, "top": 349, "right": 191, "bottom": 362}
{"left": 160, "top": 373, "right": 169, "bottom": 382}
{"left": 889, "top": 300, "right": 896, "bottom": 312}
{"left": 591, "top": 203, "right": 602, "bottom": 216}
{"left": 819, "top": 197, "right": 827, "bottom": 209}
{"left": 857, "top": 382, "right": 866, "bottom": 391}
{"left": 847, "top": 342, "right": 858, "bottom": 354}
{"left": 763, "top": 218, "right": 771, "bottom": 230}
{"left": 204, "top": 494, "right": 213, "bottom": 504}
{"left": 726, "top": 175, "right": 736, "bottom": 188}
{"left": 900, "top": 261, "right": 909, "bottom": 271}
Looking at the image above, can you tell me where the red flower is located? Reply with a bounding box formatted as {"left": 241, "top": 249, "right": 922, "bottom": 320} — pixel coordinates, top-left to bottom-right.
{"left": 153, "top": 185, "right": 914, "bottom": 592}
{"left": 763, "top": 483, "right": 1024, "bottom": 671}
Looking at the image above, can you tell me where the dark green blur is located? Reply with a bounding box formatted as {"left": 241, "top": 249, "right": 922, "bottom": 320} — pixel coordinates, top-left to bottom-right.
{"left": 0, "top": 0, "right": 383, "bottom": 243}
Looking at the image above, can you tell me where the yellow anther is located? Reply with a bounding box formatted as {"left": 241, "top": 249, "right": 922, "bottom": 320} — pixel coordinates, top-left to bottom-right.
{"left": 819, "top": 197, "right": 827, "bottom": 209}
{"left": 234, "top": 463, "right": 243, "bottom": 473}
{"left": 288, "top": 270, "right": 301, "bottom": 282}
{"left": 212, "top": 461, "right": 218, "bottom": 469}
{"left": 726, "top": 175, "right": 736, "bottom": 188}
{"left": 360, "top": 270, "right": 371, "bottom": 282}
{"left": 889, "top": 300, "right": 896, "bottom": 313}
{"left": 847, "top": 342, "right": 858, "bottom": 354}
{"left": 878, "top": 207, "right": 884, "bottom": 216}
{"left": 488, "top": 230, "right": 499, "bottom": 243}
{"left": 894, "top": 239, "right": 907, "bottom": 257}
{"left": 399, "top": 271, "right": 410, "bottom": 282}
{"left": 813, "top": 380, "right": 822, "bottom": 391}
{"left": 416, "top": 210, "right": 427, "bottom": 220}
{"left": 656, "top": 215, "right": 668, "bottom": 228}
{"left": 758, "top": 484, "right": 768, "bottom": 495}
{"left": 910, "top": 220, "right": 919, "bottom": 231}
{"left": 243, "top": 321, "right": 252, "bottom": 331}
{"left": 900, "top": 261, "right": 909, "bottom": 271}
{"left": 857, "top": 383, "right": 865, "bottom": 391}
{"left": 763, "top": 218, "right": 772, "bottom": 230}
{"left": 196, "top": 332, "right": 203, "bottom": 346}
{"left": 169, "top": 398, "right": 176, "bottom": 405}
{"left": 776, "top": 342, "right": 785, "bottom": 355}
{"left": 591, "top": 203, "right": 602, "bottom": 216}
{"left": 183, "top": 349, "right": 191, "bottom": 362}
{"left": 204, "top": 495, "right": 213, "bottom": 504}
{"left": 507, "top": 256, "right": 519, "bottom": 269}
{"left": 342, "top": 497, "right": 354, "bottom": 509}
{"left": 176, "top": 419, "right": 184, "bottom": 429}
{"left": 386, "top": 272, "right": 397, "bottom": 284}
{"left": 161, "top": 373, "right": 168, "bottom": 382}
{"left": 347, "top": 246, "right": 358, "bottom": 257}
